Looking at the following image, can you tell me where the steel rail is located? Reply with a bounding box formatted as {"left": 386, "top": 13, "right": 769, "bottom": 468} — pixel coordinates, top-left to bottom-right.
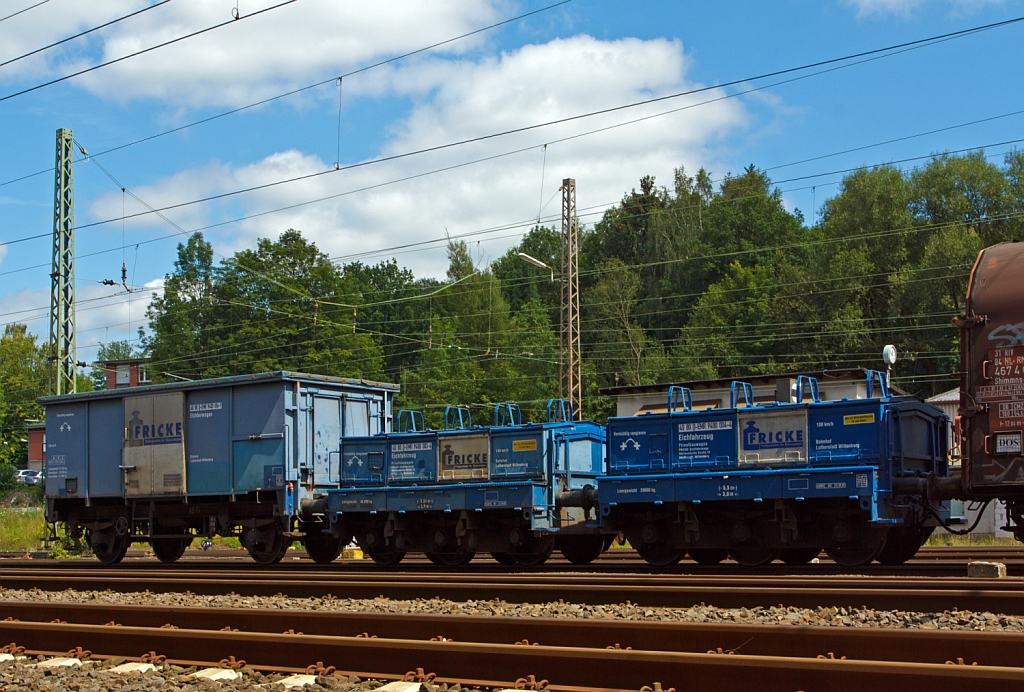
{"left": 2, "top": 620, "right": 1023, "bottom": 692}
{"left": 2, "top": 600, "right": 1023, "bottom": 667}
{"left": 6, "top": 546, "right": 1024, "bottom": 577}
{"left": 1, "top": 569, "right": 1022, "bottom": 613}
{"left": 4, "top": 565, "right": 1023, "bottom": 590}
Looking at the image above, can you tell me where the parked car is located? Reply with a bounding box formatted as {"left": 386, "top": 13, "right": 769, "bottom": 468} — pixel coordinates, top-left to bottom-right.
{"left": 15, "top": 469, "right": 42, "bottom": 485}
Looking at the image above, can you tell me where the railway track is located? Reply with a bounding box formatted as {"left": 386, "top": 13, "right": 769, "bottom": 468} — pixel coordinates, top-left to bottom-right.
{"left": 2, "top": 601, "right": 1023, "bottom": 691}
{"left": 2, "top": 565, "right": 1023, "bottom": 613}
{"left": 4, "top": 544, "right": 1023, "bottom": 576}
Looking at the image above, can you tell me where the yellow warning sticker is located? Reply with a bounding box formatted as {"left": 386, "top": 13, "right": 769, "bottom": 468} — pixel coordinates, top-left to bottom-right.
{"left": 843, "top": 413, "right": 875, "bottom": 425}
{"left": 512, "top": 439, "right": 538, "bottom": 452}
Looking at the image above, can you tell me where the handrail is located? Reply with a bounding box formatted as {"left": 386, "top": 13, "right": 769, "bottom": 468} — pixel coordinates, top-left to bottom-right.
{"left": 494, "top": 402, "right": 523, "bottom": 427}
{"left": 443, "top": 405, "right": 472, "bottom": 430}
{"left": 866, "top": 370, "right": 890, "bottom": 399}
{"left": 396, "top": 409, "right": 425, "bottom": 433}
{"left": 668, "top": 385, "right": 692, "bottom": 413}
{"left": 546, "top": 398, "right": 574, "bottom": 423}
{"left": 729, "top": 381, "right": 755, "bottom": 409}
{"left": 794, "top": 376, "right": 820, "bottom": 403}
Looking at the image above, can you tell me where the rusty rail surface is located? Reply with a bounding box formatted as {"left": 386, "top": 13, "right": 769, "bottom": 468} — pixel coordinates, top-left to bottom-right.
{"left": 1, "top": 599, "right": 1022, "bottom": 667}
{"left": 2, "top": 619, "right": 1023, "bottom": 692}
{"left": 2, "top": 567, "right": 1022, "bottom": 614}
{"left": 4, "top": 545, "right": 1023, "bottom": 578}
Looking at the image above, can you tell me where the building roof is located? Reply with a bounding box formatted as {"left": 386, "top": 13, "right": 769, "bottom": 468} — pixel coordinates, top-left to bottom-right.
{"left": 927, "top": 387, "right": 960, "bottom": 403}
{"left": 39, "top": 370, "right": 400, "bottom": 404}
{"left": 598, "top": 367, "right": 908, "bottom": 397}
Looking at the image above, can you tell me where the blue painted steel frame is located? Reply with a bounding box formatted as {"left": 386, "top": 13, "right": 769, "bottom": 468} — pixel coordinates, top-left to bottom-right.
{"left": 600, "top": 376, "right": 951, "bottom": 528}
{"left": 324, "top": 417, "right": 606, "bottom": 534}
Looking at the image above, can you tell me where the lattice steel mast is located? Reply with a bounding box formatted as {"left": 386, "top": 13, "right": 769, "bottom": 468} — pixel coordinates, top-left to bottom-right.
{"left": 50, "top": 128, "right": 76, "bottom": 395}
{"left": 560, "top": 178, "right": 581, "bottom": 418}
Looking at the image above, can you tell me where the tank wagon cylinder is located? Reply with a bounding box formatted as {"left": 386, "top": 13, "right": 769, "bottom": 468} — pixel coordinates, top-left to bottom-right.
{"left": 957, "top": 240, "right": 1024, "bottom": 540}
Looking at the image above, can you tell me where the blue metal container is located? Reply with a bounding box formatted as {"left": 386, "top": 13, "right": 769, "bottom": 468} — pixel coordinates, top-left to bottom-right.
{"left": 340, "top": 436, "right": 387, "bottom": 485}
{"left": 42, "top": 371, "right": 398, "bottom": 505}
{"left": 435, "top": 407, "right": 489, "bottom": 481}
{"left": 490, "top": 417, "right": 545, "bottom": 478}
{"left": 600, "top": 375, "right": 950, "bottom": 516}
{"left": 387, "top": 432, "right": 439, "bottom": 483}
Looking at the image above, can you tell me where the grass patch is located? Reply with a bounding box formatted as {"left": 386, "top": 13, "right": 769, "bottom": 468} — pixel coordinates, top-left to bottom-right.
{"left": 208, "top": 535, "right": 242, "bottom": 549}
{"left": 925, "top": 532, "right": 1018, "bottom": 547}
{"left": 0, "top": 507, "right": 45, "bottom": 552}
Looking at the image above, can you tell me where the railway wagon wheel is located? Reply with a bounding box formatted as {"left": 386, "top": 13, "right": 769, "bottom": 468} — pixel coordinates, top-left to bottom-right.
{"left": 636, "top": 543, "right": 686, "bottom": 567}
{"left": 366, "top": 551, "right": 406, "bottom": 566}
{"left": 779, "top": 547, "right": 822, "bottom": 566}
{"left": 729, "top": 518, "right": 779, "bottom": 566}
{"left": 730, "top": 543, "right": 780, "bottom": 566}
{"left": 490, "top": 552, "right": 518, "bottom": 565}
{"left": 90, "top": 529, "right": 131, "bottom": 565}
{"left": 302, "top": 528, "right": 344, "bottom": 564}
{"left": 151, "top": 534, "right": 192, "bottom": 564}
{"left": 244, "top": 526, "right": 289, "bottom": 565}
{"left": 151, "top": 538, "right": 190, "bottom": 563}
{"left": 688, "top": 548, "right": 729, "bottom": 565}
{"left": 824, "top": 517, "right": 888, "bottom": 567}
{"left": 875, "top": 526, "right": 927, "bottom": 566}
{"left": 425, "top": 552, "right": 475, "bottom": 566}
{"left": 512, "top": 542, "right": 554, "bottom": 566}
{"left": 557, "top": 535, "right": 606, "bottom": 565}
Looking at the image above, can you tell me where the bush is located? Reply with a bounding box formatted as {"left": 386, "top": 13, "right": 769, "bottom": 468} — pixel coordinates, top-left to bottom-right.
{"left": 0, "top": 461, "right": 15, "bottom": 494}
{"left": 0, "top": 507, "right": 44, "bottom": 552}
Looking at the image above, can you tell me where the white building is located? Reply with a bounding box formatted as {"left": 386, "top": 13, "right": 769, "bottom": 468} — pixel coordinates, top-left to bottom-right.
{"left": 600, "top": 368, "right": 903, "bottom": 418}
{"left": 927, "top": 388, "right": 1012, "bottom": 540}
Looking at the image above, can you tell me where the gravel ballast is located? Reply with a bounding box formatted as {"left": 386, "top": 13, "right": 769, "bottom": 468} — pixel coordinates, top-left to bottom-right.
{"left": 0, "top": 657, "right": 472, "bottom": 692}
{"left": 2, "top": 586, "right": 1023, "bottom": 632}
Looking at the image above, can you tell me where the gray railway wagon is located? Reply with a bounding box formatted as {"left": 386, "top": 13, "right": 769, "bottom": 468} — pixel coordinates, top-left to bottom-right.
{"left": 42, "top": 371, "right": 397, "bottom": 565}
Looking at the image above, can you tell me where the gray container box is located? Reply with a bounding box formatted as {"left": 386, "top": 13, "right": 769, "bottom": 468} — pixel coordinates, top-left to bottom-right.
{"left": 437, "top": 431, "right": 490, "bottom": 480}
{"left": 42, "top": 371, "right": 397, "bottom": 502}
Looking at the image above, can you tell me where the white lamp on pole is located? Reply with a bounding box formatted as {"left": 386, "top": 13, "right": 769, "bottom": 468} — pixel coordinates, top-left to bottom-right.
{"left": 517, "top": 252, "right": 554, "bottom": 282}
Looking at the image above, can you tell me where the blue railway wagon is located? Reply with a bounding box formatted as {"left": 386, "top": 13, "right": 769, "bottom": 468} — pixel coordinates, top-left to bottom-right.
{"left": 325, "top": 402, "right": 608, "bottom": 566}
{"left": 599, "top": 374, "right": 952, "bottom": 567}
{"left": 42, "top": 371, "right": 397, "bottom": 565}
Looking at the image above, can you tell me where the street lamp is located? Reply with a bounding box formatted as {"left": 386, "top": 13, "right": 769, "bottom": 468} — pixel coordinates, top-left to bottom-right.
{"left": 517, "top": 252, "right": 554, "bottom": 282}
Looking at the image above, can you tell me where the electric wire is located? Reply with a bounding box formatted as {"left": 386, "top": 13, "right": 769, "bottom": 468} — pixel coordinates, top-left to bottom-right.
{"left": 36, "top": 14, "right": 1024, "bottom": 233}
{"left": 0, "top": 0, "right": 48, "bottom": 25}
{"left": 0, "top": 1, "right": 171, "bottom": 71}
{"left": 0, "top": 0, "right": 573, "bottom": 190}
{"left": 0, "top": 0, "right": 297, "bottom": 105}
{"left": 3, "top": 75, "right": 1021, "bottom": 257}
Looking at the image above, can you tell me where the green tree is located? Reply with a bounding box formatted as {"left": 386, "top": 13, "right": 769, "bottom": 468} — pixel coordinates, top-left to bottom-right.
{"left": 0, "top": 325, "right": 48, "bottom": 479}
{"left": 343, "top": 259, "right": 429, "bottom": 375}
{"left": 146, "top": 230, "right": 383, "bottom": 381}
{"left": 491, "top": 225, "right": 561, "bottom": 317}
{"left": 584, "top": 259, "right": 668, "bottom": 388}
{"left": 145, "top": 233, "right": 216, "bottom": 380}
{"left": 397, "top": 318, "right": 484, "bottom": 429}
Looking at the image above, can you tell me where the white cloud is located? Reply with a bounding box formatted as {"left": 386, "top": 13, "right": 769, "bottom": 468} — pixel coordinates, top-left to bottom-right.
{"left": 842, "top": 0, "right": 1002, "bottom": 17}
{"left": 0, "top": 283, "right": 160, "bottom": 364}
{"left": 0, "top": 0, "right": 505, "bottom": 108}
{"left": 86, "top": 35, "right": 750, "bottom": 279}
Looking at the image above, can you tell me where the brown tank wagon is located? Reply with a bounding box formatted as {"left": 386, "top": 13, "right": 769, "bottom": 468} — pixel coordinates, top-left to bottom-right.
{"left": 957, "top": 240, "right": 1024, "bottom": 540}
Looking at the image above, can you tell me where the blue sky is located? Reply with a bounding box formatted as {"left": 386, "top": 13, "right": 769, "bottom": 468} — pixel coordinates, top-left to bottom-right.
{"left": 1, "top": 0, "right": 1023, "bottom": 362}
